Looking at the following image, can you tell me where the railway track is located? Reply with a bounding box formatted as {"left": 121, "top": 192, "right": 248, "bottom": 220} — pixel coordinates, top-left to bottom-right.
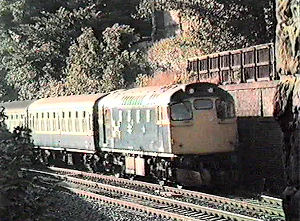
{"left": 24, "top": 167, "right": 284, "bottom": 221}
{"left": 260, "top": 195, "right": 282, "bottom": 207}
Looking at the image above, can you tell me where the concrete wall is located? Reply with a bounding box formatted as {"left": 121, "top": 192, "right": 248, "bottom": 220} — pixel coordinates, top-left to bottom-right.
{"left": 221, "top": 81, "right": 285, "bottom": 194}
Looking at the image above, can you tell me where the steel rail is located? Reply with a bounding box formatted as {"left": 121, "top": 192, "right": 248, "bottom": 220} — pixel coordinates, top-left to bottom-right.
{"left": 163, "top": 187, "right": 284, "bottom": 217}
{"left": 260, "top": 195, "right": 282, "bottom": 207}
{"left": 66, "top": 187, "right": 201, "bottom": 221}
{"left": 65, "top": 176, "right": 262, "bottom": 221}
{"left": 24, "top": 168, "right": 260, "bottom": 221}
{"left": 25, "top": 168, "right": 261, "bottom": 221}
{"left": 49, "top": 166, "right": 284, "bottom": 217}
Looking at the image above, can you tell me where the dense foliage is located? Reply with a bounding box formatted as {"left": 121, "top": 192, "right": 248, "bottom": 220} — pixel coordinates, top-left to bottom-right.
{"left": 137, "top": 0, "right": 275, "bottom": 51}
{"left": 0, "top": 0, "right": 275, "bottom": 99}
{"left": 0, "top": 0, "right": 151, "bottom": 100}
{"left": 0, "top": 107, "right": 42, "bottom": 220}
{"left": 135, "top": 0, "right": 275, "bottom": 86}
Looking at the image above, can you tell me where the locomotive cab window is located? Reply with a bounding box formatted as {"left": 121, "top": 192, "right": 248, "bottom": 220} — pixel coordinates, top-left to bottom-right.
{"left": 216, "top": 99, "right": 235, "bottom": 119}
{"left": 194, "top": 99, "right": 213, "bottom": 110}
{"left": 170, "top": 101, "right": 193, "bottom": 121}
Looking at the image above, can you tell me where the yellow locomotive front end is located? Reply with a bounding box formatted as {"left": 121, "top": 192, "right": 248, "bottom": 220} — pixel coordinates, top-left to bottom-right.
{"left": 170, "top": 96, "right": 236, "bottom": 155}
{"left": 168, "top": 83, "right": 238, "bottom": 187}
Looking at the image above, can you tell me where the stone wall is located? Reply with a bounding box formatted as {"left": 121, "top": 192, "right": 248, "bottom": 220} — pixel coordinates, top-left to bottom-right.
{"left": 221, "top": 81, "right": 285, "bottom": 194}
{"left": 221, "top": 81, "right": 278, "bottom": 117}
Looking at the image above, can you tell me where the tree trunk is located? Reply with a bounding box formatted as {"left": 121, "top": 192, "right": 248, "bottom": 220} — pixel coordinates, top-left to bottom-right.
{"left": 273, "top": 0, "right": 300, "bottom": 220}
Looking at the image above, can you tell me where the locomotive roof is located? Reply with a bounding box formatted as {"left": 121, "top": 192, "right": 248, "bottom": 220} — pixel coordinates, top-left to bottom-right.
{"left": 99, "top": 82, "right": 233, "bottom": 108}
{"left": 0, "top": 100, "right": 35, "bottom": 112}
{"left": 28, "top": 93, "right": 107, "bottom": 111}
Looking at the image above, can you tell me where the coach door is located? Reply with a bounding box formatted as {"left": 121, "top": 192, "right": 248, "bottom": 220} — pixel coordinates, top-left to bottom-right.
{"left": 99, "top": 107, "right": 112, "bottom": 148}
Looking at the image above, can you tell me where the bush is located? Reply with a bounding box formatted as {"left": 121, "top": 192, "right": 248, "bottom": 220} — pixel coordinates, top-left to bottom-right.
{"left": 0, "top": 107, "right": 42, "bottom": 220}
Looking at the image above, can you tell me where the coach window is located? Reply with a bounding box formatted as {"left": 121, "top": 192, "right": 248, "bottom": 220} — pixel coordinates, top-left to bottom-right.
{"left": 32, "top": 116, "right": 34, "bottom": 130}
{"left": 41, "top": 113, "right": 45, "bottom": 131}
{"left": 160, "top": 107, "right": 164, "bottom": 120}
{"left": 136, "top": 110, "right": 140, "bottom": 123}
{"left": 156, "top": 107, "right": 160, "bottom": 122}
{"left": 194, "top": 99, "right": 213, "bottom": 110}
{"left": 170, "top": 101, "right": 193, "bottom": 121}
{"left": 127, "top": 110, "right": 131, "bottom": 122}
{"left": 53, "top": 112, "right": 56, "bottom": 131}
{"left": 46, "top": 113, "right": 50, "bottom": 131}
{"left": 35, "top": 113, "right": 39, "bottom": 131}
{"left": 118, "top": 110, "right": 122, "bottom": 122}
{"left": 163, "top": 107, "right": 169, "bottom": 120}
{"left": 75, "top": 111, "right": 79, "bottom": 132}
{"left": 36, "top": 114, "right": 39, "bottom": 131}
{"left": 68, "top": 112, "right": 72, "bottom": 132}
{"left": 146, "top": 110, "right": 151, "bottom": 122}
{"left": 82, "top": 111, "right": 87, "bottom": 132}
{"left": 61, "top": 112, "right": 65, "bottom": 131}
{"left": 88, "top": 114, "right": 92, "bottom": 131}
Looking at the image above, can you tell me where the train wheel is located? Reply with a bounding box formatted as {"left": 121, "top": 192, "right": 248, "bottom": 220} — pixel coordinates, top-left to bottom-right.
{"left": 45, "top": 150, "right": 55, "bottom": 166}
{"left": 83, "top": 154, "right": 93, "bottom": 172}
{"left": 32, "top": 148, "right": 43, "bottom": 165}
{"left": 72, "top": 153, "right": 85, "bottom": 170}
{"left": 54, "top": 151, "right": 66, "bottom": 167}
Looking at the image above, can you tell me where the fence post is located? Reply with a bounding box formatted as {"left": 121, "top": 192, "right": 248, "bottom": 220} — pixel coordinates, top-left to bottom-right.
{"left": 254, "top": 47, "right": 258, "bottom": 81}
{"left": 241, "top": 50, "right": 245, "bottom": 83}
{"left": 196, "top": 59, "right": 200, "bottom": 81}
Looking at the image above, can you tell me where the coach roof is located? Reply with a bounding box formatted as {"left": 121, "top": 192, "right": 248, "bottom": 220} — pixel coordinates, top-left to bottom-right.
{"left": 0, "top": 100, "right": 35, "bottom": 112}
{"left": 98, "top": 84, "right": 203, "bottom": 108}
{"left": 28, "top": 94, "right": 107, "bottom": 111}
{"left": 99, "top": 83, "right": 233, "bottom": 108}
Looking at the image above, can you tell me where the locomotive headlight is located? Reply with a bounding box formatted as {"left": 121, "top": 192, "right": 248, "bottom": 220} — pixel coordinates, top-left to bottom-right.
{"left": 208, "top": 88, "right": 214, "bottom": 93}
{"left": 188, "top": 88, "right": 195, "bottom": 94}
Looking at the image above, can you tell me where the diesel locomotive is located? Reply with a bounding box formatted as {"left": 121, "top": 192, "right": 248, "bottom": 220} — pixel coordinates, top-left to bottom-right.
{"left": 1, "top": 82, "right": 237, "bottom": 187}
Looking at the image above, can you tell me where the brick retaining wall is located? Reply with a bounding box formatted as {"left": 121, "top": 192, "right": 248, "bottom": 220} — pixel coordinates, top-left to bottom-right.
{"left": 221, "top": 81, "right": 285, "bottom": 194}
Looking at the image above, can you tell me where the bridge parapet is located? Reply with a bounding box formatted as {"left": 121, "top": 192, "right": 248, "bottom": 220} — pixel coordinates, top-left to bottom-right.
{"left": 187, "top": 43, "right": 278, "bottom": 84}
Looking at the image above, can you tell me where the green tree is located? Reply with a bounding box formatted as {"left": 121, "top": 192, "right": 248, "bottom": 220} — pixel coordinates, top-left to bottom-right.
{"left": 64, "top": 25, "right": 150, "bottom": 94}
{"left": 136, "top": 0, "right": 274, "bottom": 52}
{"left": 0, "top": 107, "right": 43, "bottom": 220}
{"left": 65, "top": 27, "right": 103, "bottom": 94}
{"left": 0, "top": 0, "right": 151, "bottom": 100}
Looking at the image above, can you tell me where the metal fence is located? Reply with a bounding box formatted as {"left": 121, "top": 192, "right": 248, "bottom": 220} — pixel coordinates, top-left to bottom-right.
{"left": 187, "top": 43, "right": 278, "bottom": 84}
